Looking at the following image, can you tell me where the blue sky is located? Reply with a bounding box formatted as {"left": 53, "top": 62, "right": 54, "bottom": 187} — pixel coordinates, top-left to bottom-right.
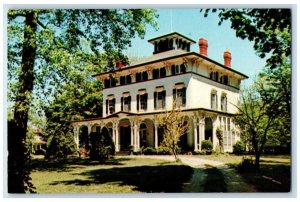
{"left": 124, "top": 9, "right": 267, "bottom": 87}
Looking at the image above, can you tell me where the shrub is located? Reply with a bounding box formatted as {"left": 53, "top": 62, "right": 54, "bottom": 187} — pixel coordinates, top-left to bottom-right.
{"left": 156, "top": 146, "right": 172, "bottom": 155}
{"left": 143, "top": 147, "right": 157, "bottom": 155}
{"left": 89, "top": 131, "right": 115, "bottom": 162}
{"left": 193, "top": 151, "right": 206, "bottom": 155}
{"left": 201, "top": 140, "right": 213, "bottom": 153}
{"left": 237, "top": 157, "right": 255, "bottom": 172}
{"left": 233, "top": 141, "right": 246, "bottom": 155}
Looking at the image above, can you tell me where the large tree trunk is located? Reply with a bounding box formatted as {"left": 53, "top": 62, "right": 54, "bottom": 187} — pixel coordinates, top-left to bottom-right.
{"left": 8, "top": 10, "right": 37, "bottom": 193}
{"left": 254, "top": 151, "right": 261, "bottom": 171}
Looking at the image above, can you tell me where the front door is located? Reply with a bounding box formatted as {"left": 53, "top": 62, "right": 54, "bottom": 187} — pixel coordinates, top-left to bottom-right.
{"left": 120, "top": 126, "right": 131, "bottom": 150}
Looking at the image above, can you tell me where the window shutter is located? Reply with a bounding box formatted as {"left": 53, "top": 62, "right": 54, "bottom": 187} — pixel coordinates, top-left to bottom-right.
{"left": 173, "top": 88, "right": 176, "bottom": 103}
{"left": 128, "top": 96, "right": 131, "bottom": 111}
{"left": 216, "top": 94, "right": 218, "bottom": 110}
{"left": 143, "top": 71, "right": 148, "bottom": 81}
{"left": 171, "top": 65, "right": 175, "bottom": 75}
{"left": 127, "top": 75, "right": 132, "bottom": 84}
{"left": 137, "top": 94, "right": 140, "bottom": 111}
{"left": 121, "top": 97, "right": 124, "bottom": 111}
{"left": 182, "top": 87, "right": 186, "bottom": 106}
{"left": 216, "top": 72, "right": 219, "bottom": 81}
{"left": 106, "top": 99, "right": 108, "bottom": 114}
{"left": 211, "top": 94, "right": 213, "bottom": 109}
{"left": 162, "top": 90, "right": 166, "bottom": 108}
{"left": 145, "top": 93, "right": 148, "bottom": 110}
{"left": 112, "top": 98, "right": 116, "bottom": 113}
{"left": 154, "top": 92, "right": 157, "bottom": 109}
{"left": 180, "top": 64, "right": 186, "bottom": 73}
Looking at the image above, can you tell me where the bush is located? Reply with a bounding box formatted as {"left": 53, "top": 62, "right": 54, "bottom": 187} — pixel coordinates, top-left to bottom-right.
{"left": 237, "top": 157, "right": 255, "bottom": 172}
{"left": 233, "top": 141, "right": 246, "bottom": 155}
{"left": 201, "top": 140, "right": 213, "bottom": 153}
{"left": 193, "top": 151, "right": 206, "bottom": 155}
{"left": 89, "top": 131, "right": 115, "bottom": 162}
{"left": 143, "top": 147, "right": 157, "bottom": 155}
{"left": 156, "top": 146, "right": 172, "bottom": 155}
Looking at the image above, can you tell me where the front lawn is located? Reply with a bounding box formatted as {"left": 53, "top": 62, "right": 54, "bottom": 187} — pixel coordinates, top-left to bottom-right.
{"left": 30, "top": 156, "right": 193, "bottom": 193}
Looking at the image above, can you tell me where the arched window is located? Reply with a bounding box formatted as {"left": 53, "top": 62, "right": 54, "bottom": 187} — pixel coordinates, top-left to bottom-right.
{"left": 211, "top": 90, "right": 218, "bottom": 110}
{"left": 221, "top": 94, "right": 227, "bottom": 112}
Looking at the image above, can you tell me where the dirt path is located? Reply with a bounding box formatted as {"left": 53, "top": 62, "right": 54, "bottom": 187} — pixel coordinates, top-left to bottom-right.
{"left": 130, "top": 155, "right": 257, "bottom": 192}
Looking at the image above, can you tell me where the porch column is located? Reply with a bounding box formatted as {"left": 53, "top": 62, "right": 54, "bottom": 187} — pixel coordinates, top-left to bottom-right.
{"left": 115, "top": 125, "right": 120, "bottom": 152}
{"left": 133, "top": 123, "right": 137, "bottom": 151}
{"left": 193, "top": 117, "right": 198, "bottom": 151}
{"left": 199, "top": 119, "right": 205, "bottom": 151}
{"left": 154, "top": 121, "right": 158, "bottom": 149}
{"left": 212, "top": 117, "right": 218, "bottom": 150}
{"left": 112, "top": 127, "right": 116, "bottom": 148}
{"left": 87, "top": 124, "right": 92, "bottom": 135}
{"left": 136, "top": 122, "right": 140, "bottom": 149}
{"left": 73, "top": 126, "right": 79, "bottom": 151}
{"left": 130, "top": 121, "right": 134, "bottom": 146}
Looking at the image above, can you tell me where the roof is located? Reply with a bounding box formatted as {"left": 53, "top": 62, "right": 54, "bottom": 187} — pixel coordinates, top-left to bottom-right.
{"left": 93, "top": 49, "right": 248, "bottom": 79}
{"left": 148, "top": 32, "right": 196, "bottom": 44}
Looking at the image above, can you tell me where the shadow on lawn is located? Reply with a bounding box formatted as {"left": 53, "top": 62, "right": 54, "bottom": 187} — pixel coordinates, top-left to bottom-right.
{"left": 50, "top": 164, "right": 194, "bottom": 193}
{"left": 238, "top": 163, "right": 291, "bottom": 192}
{"left": 31, "top": 157, "right": 130, "bottom": 172}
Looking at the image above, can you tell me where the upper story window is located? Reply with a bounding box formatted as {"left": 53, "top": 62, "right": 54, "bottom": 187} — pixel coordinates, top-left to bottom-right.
{"left": 221, "top": 94, "right": 227, "bottom": 112}
{"left": 210, "top": 72, "right": 219, "bottom": 82}
{"left": 104, "top": 77, "right": 117, "bottom": 88}
{"left": 106, "top": 95, "right": 115, "bottom": 115}
{"left": 136, "top": 71, "right": 148, "bottom": 82}
{"left": 121, "top": 92, "right": 131, "bottom": 112}
{"left": 173, "top": 83, "right": 186, "bottom": 107}
{"left": 120, "top": 75, "right": 132, "bottom": 85}
{"left": 154, "top": 86, "right": 166, "bottom": 110}
{"left": 171, "top": 63, "right": 186, "bottom": 75}
{"left": 220, "top": 75, "right": 229, "bottom": 85}
{"left": 211, "top": 90, "right": 218, "bottom": 110}
{"left": 153, "top": 67, "right": 166, "bottom": 79}
{"left": 137, "top": 89, "right": 148, "bottom": 111}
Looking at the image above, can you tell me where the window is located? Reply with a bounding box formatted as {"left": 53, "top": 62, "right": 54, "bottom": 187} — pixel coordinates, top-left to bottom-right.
{"left": 154, "top": 87, "right": 166, "bottom": 109}
{"left": 211, "top": 91, "right": 218, "bottom": 110}
{"left": 221, "top": 94, "right": 227, "bottom": 112}
{"left": 104, "top": 77, "right": 116, "bottom": 88}
{"left": 171, "top": 63, "right": 186, "bottom": 75}
{"left": 210, "top": 72, "right": 219, "bottom": 82}
{"left": 137, "top": 90, "right": 148, "bottom": 111}
{"left": 220, "top": 75, "right": 229, "bottom": 85}
{"left": 152, "top": 67, "right": 166, "bottom": 79}
{"left": 120, "top": 75, "right": 132, "bottom": 85}
{"left": 173, "top": 84, "right": 186, "bottom": 107}
{"left": 106, "top": 95, "right": 115, "bottom": 115}
{"left": 121, "top": 93, "right": 131, "bottom": 112}
{"left": 136, "top": 71, "right": 148, "bottom": 82}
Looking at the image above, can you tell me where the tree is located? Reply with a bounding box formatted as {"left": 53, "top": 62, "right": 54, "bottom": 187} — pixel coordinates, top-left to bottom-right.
{"left": 201, "top": 9, "right": 291, "bottom": 69}
{"left": 157, "top": 100, "right": 188, "bottom": 161}
{"left": 234, "top": 80, "right": 282, "bottom": 170}
{"left": 7, "top": 9, "right": 158, "bottom": 193}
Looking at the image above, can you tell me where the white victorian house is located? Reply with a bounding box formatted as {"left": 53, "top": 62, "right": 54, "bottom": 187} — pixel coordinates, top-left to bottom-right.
{"left": 72, "top": 32, "right": 248, "bottom": 153}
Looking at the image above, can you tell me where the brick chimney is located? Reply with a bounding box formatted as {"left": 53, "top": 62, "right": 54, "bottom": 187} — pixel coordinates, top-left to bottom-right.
{"left": 116, "top": 60, "right": 126, "bottom": 69}
{"left": 223, "top": 49, "right": 232, "bottom": 67}
{"left": 199, "top": 38, "right": 208, "bottom": 56}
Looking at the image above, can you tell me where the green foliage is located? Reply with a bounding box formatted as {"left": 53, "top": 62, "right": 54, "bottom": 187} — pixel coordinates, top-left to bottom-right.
{"left": 201, "top": 140, "right": 213, "bottom": 153}
{"left": 237, "top": 157, "right": 255, "bottom": 172}
{"left": 8, "top": 9, "right": 158, "bottom": 193}
{"left": 232, "top": 141, "right": 246, "bottom": 155}
{"left": 201, "top": 9, "right": 291, "bottom": 69}
{"left": 89, "top": 131, "right": 115, "bottom": 162}
{"left": 193, "top": 151, "right": 206, "bottom": 155}
{"left": 45, "top": 128, "right": 77, "bottom": 159}
{"left": 143, "top": 147, "right": 157, "bottom": 155}
{"left": 156, "top": 146, "right": 172, "bottom": 155}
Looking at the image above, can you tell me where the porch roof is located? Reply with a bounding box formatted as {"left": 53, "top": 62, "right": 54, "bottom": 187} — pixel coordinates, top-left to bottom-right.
{"left": 71, "top": 107, "right": 237, "bottom": 124}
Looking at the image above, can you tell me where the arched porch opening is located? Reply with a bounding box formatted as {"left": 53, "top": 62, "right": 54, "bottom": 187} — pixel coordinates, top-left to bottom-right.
{"left": 178, "top": 117, "right": 189, "bottom": 151}
{"left": 119, "top": 118, "right": 131, "bottom": 151}
{"left": 205, "top": 118, "right": 213, "bottom": 143}
{"left": 140, "top": 119, "right": 154, "bottom": 148}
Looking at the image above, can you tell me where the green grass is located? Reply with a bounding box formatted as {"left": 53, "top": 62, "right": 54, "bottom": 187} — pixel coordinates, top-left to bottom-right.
{"left": 202, "top": 164, "right": 227, "bottom": 192}
{"left": 30, "top": 156, "right": 193, "bottom": 193}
